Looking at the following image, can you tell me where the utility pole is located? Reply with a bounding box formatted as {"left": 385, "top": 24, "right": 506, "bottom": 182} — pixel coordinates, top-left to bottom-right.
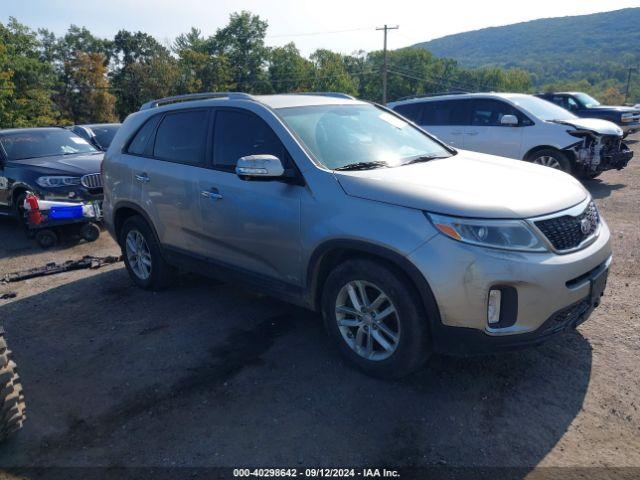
{"left": 624, "top": 67, "right": 637, "bottom": 104}
{"left": 376, "top": 24, "right": 398, "bottom": 104}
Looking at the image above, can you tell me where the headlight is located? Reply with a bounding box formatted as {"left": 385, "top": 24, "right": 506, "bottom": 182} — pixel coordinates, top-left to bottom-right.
{"left": 36, "top": 176, "right": 81, "bottom": 188}
{"left": 426, "top": 213, "right": 547, "bottom": 252}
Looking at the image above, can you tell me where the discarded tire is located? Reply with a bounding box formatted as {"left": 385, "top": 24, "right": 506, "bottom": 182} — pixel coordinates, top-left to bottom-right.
{"left": 0, "top": 329, "right": 26, "bottom": 442}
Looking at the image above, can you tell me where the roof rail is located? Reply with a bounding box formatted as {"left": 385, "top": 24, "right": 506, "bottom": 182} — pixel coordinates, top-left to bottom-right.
{"left": 292, "top": 92, "right": 356, "bottom": 100}
{"left": 395, "top": 91, "right": 469, "bottom": 102}
{"left": 140, "top": 92, "right": 255, "bottom": 110}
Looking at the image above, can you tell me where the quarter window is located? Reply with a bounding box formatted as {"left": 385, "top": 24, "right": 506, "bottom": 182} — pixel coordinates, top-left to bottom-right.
{"left": 127, "top": 116, "right": 161, "bottom": 156}
{"left": 213, "top": 110, "right": 288, "bottom": 171}
{"left": 153, "top": 110, "right": 209, "bottom": 165}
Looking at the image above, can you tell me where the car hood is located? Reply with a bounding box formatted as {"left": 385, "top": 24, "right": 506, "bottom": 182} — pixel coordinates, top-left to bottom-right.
{"left": 587, "top": 105, "right": 640, "bottom": 113}
{"left": 8, "top": 152, "right": 103, "bottom": 175}
{"left": 335, "top": 150, "right": 588, "bottom": 219}
{"left": 552, "top": 117, "right": 623, "bottom": 136}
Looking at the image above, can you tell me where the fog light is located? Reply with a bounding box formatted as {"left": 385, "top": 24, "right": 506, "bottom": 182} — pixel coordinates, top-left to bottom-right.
{"left": 487, "top": 289, "right": 502, "bottom": 325}
{"left": 68, "top": 191, "right": 76, "bottom": 198}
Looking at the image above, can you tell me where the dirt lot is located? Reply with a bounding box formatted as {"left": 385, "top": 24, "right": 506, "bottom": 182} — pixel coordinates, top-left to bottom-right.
{"left": 0, "top": 138, "right": 638, "bottom": 476}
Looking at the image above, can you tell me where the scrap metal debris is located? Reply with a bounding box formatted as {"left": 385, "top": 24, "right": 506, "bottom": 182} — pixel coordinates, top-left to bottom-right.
{"left": 0, "top": 292, "right": 17, "bottom": 300}
{"left": 1, "top": 255, "right": 122, "bottom": 283}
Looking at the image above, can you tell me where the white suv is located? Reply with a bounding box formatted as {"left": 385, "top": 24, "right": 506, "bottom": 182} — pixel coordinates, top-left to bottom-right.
{"left": 389, "top": 93, "right": 633, "bottom": 179}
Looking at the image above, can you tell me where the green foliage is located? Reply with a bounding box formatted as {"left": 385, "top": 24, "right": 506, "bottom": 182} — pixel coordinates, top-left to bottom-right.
{"left": 414, "top": 7, "right": 640, "bottom": 103}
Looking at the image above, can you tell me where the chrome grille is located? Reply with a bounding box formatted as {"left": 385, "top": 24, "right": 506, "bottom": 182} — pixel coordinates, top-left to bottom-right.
{"left": 535, "top": 201, "right": 599, "bottom": 251}
{"left": 81, "top": 173, "right": 103, "bottom": 189}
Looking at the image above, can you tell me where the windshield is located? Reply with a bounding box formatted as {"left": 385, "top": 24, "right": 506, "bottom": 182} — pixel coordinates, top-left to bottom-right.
{"left": 574, "top": 92, "right": 601, "bottom": 108}
{"left": 509, "top": 95, "right": 577, "bottom": 121}
{"left": 91, "top": 125, "right": 120, "bottom": 149}
{"left": 277, "top": 104, "right": 452, "bottom": 169}
{"left": 0, "top": 129, "right": 97, "bottom": 160}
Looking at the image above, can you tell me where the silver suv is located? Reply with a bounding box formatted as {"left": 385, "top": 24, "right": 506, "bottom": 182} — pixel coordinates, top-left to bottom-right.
{"left": 103, "top": 92, "right": 612, "bottom": 378}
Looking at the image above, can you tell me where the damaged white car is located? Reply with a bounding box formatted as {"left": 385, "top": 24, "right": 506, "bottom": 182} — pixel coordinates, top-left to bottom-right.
{"left": 388, "top": 92, "right": 633, "bottom": 179}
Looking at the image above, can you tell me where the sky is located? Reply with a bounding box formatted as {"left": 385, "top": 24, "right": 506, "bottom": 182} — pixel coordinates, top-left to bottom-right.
{"left": 3, "top": 0, "right": 640, "bottom": 56}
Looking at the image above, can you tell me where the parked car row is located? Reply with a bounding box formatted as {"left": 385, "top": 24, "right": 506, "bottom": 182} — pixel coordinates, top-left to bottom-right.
{"left": 388, "top": 92, "right": 633, "bottom": 179}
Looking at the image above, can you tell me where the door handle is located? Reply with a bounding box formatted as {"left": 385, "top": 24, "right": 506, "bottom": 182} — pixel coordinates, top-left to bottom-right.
{"left": 201, "top": 189, "right": 223, "bottom": 201}
{"left": 135, "top": 173, "right": 150, "bottom": 183}
{"left": 466, "top": 131, "right": 479, "bottom": 136}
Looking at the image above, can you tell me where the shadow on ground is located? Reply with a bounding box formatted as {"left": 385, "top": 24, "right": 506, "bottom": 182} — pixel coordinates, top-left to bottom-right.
{"left": 584, "top": 179, "right": 625, "bottom": 199}
{"left": 0, "top": 267, "right": 593, "bottom": 470}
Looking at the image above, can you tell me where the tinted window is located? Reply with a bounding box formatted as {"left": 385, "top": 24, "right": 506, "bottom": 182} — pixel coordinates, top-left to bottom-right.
{"left": 128, "top": 116, "right": 161, "bottom": 156}
{"left": 213, "top": 110, "right": 287, "bottom": 171}
{"left": 91, "top": 125, "right": 120, "bottom": 149}
{"left": 393, "top": 103, "right": 423, "bottom": 123}
{"left": 154, "top": 110, "right": 208, "bottom": 165}
{"left": 0, "top": 129, "right": 97, "bottom": 160}
{"left": 422, "top": 100, "right": 470, "bottom": 126}
{"left": 469, "top": 99, "right": 521, "bottom": 126}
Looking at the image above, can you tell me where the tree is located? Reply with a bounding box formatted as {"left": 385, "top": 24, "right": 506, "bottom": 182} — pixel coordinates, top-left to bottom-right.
{"left": 110, "top": 30, "right": 176, "bottom": 116}
{"left": 268, "top": 43, "right": 313, "bottom": 93}
{"left": 61, "top": 51, "right": 117, "bottom": 123}
{"left": 0, "top": 18, "right": 63, "bottom": 127}
{"left": 309, "top": 49, "right": 358, "bottom": 95}
{"left": 213, "top": 11, "right": 270, "bottom": 92}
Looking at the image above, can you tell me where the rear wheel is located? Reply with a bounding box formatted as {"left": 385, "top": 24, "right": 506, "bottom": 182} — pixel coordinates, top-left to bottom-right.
{"left": 0, "top": 330, "right": 26, "bottom": 442}
{"left": 120, "top": 216, "right": 176, "bottom": 290}
{"left": 321, "top": 259, "right": 430, "bottom": 378}
{"left": 527, "top": 149, "right": 572, "bottom": 174}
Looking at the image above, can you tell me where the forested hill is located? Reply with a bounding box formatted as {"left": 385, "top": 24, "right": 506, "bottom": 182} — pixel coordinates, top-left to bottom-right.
{"left": 412, "top": 8, "right": 640, "bottom": 86}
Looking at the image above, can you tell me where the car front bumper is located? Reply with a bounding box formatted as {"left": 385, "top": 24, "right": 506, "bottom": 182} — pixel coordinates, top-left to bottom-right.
{"left": 408, "top": 219, "right": 612, "bottom": 354}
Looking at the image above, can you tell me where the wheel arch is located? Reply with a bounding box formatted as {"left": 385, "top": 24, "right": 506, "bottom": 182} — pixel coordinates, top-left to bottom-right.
{"left": 524, "top": 144, "right": 576, "bottom": 163}
{"left": 306, "top": 239, "right": 442, "bottom": 329}
{"left": 112, "top": 201, "right": 161, "bottom": 248}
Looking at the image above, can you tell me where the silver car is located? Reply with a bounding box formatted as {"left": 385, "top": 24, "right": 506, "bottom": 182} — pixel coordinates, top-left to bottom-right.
{"left": 103, "top": 92, "right": 612, "bottom": 378}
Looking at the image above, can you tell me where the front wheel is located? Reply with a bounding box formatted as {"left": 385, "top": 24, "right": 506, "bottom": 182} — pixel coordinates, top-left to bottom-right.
{"left": 120, "top": 216, "right": 175, "bottom": 290}
{"left": 527, "top": 149, "right": 572, "bottom": 174}
{"left": 321, "top": 259, "right": 430, "bottom": 378}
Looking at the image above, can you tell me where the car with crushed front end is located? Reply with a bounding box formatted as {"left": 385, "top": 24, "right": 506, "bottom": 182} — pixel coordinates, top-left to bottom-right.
{"left": 389, "top": 92, "right": 633, "bottom": 179}
{"left": 103, "top": 92, "right": 612, "bottom": 378}
{"left": 535, "top": 91, "right": 640, "bottom": 138}
{"left": 0, "top": 127, "right": 104, "bottom": 223}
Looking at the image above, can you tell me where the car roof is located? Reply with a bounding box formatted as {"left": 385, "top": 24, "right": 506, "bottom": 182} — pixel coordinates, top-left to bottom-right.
{"left": 75, "top": 123, "right": 121, "bottom": 129}
{"left": 0, "top": 127, "right": 68, "bottom": 136}
{"left": 389, "top": 92, "right": 529, "bottom": 106}
{"left": 255, "top": 94, "right": 366, "bottom": 109}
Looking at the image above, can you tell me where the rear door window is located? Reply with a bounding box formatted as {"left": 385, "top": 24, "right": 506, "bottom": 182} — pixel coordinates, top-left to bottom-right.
{"left": 469, "top": 99, "right": 522, "bottom": 126}
{"left": 153, "top": 109, "right": 209, "bottom": 165}
{"left": 213, "top": 109, "right": 288, "bottom": 172}
{"left": 422, "top": 100, "right": 471, "bottom": 126}
{"left": 393, "top": 103, "right": 423, "bottom": 123}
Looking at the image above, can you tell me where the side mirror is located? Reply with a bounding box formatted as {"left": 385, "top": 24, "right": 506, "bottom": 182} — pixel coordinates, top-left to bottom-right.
{"left": 236, "top": 154, "right": 285, "bottom": 179}
{"left": 500, "top": 114, "right": 519, "bottom": 126}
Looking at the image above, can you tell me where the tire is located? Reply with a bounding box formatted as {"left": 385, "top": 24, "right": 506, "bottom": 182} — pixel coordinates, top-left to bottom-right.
{"left": 527, "top": 148, "right": 573, "bottom": 174}
{"left": 80, "top": 223, "right": 100, "bottom": 242}
{"left": 321, "top": 259, "right": 430, "bottom": 379}
{"left": 120, "top": 215, "right": 175, "bottom": 290}
{"left": 12, "top": 192, "right": 28, "bottom": 229}
{"left": 0, "top": 329, "right": 26, "bottom": 443}
{"left": 35, "top": 229, "right": 58, "bottom": 249}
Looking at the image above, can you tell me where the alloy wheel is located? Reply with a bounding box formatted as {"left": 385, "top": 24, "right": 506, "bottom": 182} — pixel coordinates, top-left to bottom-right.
{"left": 125, "top": 230, "right": 152, "bottom": 280}
{"left": 335, "top": 280, "right": 401, "bottom": 361}
{"left": 533, "top": 155, "right": 562, "bottom": 169}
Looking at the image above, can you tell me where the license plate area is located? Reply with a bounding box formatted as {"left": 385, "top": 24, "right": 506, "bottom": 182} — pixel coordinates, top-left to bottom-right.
{"left": 590, "top": 267, "right": 608, "bottom": 308}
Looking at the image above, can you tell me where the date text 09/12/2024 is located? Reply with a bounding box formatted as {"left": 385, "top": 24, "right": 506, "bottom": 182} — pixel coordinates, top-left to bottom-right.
{"left": 232, "top": 468, "right": 400, "bottom": 478}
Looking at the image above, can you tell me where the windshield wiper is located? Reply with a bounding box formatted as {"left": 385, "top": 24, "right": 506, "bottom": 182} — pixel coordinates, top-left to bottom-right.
{"left": 334, "top": 161, "right": 388, "bottom": 171}
{"left": 401, "top": 154, "right": 449, "bottom": 166}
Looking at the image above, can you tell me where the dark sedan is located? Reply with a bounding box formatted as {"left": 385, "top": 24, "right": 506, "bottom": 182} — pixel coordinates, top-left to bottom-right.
{"left": 67, "top": 123, "right": 121, "bottom": 151}
{"left": 0, "top": 127, "right": 104, "bottom": 220}
{"left": 535, "top": 92, "right": 640, "bottom": 137}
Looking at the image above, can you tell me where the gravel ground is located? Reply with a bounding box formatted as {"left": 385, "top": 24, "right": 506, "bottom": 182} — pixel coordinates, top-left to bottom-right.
{"left": 0, "top": 137, "right": 638, "bottom": 476}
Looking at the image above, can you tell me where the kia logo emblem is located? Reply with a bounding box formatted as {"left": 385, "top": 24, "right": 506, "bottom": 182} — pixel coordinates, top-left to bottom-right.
{"left": 580, "top": 218, "right": 593, "bottom": 235}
